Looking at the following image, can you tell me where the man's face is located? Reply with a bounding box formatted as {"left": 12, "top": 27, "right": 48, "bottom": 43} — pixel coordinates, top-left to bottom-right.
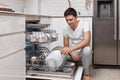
{"left": 65, "top": 15, "right": 77, "bottom": 28}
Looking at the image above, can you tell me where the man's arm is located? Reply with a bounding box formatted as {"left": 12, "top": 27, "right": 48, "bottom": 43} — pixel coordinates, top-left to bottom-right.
{"left": 62, "top": 36, "right": 81, "bottom": 61}
{"left": 70, "top": 31, "right": 90, "bottom": 51}
{"left": 61, "top": 37, "right": 71, "bottom": 55}
{"left": 63, "top": 37, "right": 69, "bottom": 47}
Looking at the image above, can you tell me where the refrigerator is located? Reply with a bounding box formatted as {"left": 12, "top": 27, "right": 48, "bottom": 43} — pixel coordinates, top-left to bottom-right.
{"left": 93, "top": 0, "right": 120, "bottom": 66}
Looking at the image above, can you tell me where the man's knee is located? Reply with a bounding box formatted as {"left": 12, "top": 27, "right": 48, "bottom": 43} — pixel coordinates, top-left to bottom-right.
{"left": 82, "top": 46, "right": 92, "bottom": 55}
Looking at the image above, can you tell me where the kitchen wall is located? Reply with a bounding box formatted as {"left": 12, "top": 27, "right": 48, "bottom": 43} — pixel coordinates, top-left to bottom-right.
{"left": 49, "top": 18, "right": 66, "bottom": 50}
{"left": 40, "top": 0, "right": 93, "bottom": 16}
{"left": 0, "top": 0, "right": 25, "bottom": 13}
{"left": 0, "top": 0, "right": 93, "bottom": 16}
{"left": 24, "top": 0, "right": 41, "bottom": 15}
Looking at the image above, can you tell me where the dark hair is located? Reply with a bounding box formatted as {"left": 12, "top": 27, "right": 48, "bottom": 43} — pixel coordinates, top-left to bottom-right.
{"left": 64, "top": 8, "right": 77, "bottom": 17}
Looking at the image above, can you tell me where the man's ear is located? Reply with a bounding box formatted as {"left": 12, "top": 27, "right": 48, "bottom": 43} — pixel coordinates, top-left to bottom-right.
{"left": 76, "top": 16, "right": 78, "bottom": 18}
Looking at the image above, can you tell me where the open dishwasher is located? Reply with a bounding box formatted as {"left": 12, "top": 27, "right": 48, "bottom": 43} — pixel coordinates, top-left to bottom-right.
{"left": 25, "top": 21, "right": 83, "bottom": 80}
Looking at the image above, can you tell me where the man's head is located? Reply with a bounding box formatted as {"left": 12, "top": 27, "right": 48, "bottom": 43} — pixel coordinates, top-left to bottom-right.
{"left": 64, "top": 7, "right": 77, "bottom": 17}
{"left": 64, "top": 8, "right": 78, "bottom": 28}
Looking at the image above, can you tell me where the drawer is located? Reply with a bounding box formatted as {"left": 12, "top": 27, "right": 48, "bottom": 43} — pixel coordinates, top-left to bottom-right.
{"left": 0, "top": 16, "right": 25, "bottom": 35}
{"left": 0, "top": 33, "right": 25, "bottom": 58}
{"left": 0, "top": 50, "right": 25, "bottom": 80}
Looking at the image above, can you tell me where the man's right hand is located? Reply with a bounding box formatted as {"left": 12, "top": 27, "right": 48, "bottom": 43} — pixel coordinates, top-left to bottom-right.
{"left": 61, "top": 47, "right": 72, "bottom": 55}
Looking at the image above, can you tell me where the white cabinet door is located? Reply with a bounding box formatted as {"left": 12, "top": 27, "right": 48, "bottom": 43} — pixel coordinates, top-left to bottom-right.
{"left": 0, "top": 33, "right": 25, "bottom": 58}
{"left": 0, "top": 16, "right": 25, "bottom": 35}
{"left": 0, "top": 50, "right": 25, "bottom": 80}
{"left": 0, "top": 15, "right": 25, "bottom": 80}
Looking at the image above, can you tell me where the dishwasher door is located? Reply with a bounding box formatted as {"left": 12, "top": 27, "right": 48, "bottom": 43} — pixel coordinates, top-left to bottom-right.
{"left": 26, "top": 66, "right": 83, "bottom": 80}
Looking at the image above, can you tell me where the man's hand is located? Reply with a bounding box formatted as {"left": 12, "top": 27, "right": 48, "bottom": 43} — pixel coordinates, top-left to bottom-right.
{"left": 61, "top": 47, "right": 72, "bottom": 55}
{"left": 61, "top": 47, "right": 80, "bottom": 61}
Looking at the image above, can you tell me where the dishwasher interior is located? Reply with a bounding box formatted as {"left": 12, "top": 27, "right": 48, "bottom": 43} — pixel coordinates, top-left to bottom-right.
{"left": 25, "top": 20, "right": 83, "bottom": 80}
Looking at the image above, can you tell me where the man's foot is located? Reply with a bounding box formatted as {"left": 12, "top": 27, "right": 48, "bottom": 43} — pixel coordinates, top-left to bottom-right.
{"left": 83, "top": 75, "right": 90, "bottom": 80}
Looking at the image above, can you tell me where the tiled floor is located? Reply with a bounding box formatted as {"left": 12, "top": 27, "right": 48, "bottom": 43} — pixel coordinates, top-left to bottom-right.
{"left": 90, "top": 66, "right": 120, "bottom": 80}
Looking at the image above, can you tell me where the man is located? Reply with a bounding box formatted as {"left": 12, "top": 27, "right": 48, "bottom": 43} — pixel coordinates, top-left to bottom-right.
{"left": 61, "top": 7, "right": 92, "bottom": 80}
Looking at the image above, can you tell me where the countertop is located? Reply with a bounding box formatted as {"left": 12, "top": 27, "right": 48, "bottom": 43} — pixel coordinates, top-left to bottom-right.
{"left": 0, "top": 11, "right": 50, "bottom": 21}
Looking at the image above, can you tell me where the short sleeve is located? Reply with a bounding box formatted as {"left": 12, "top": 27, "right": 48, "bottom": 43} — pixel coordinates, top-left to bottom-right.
{"left": 62, "top": 27, "right": 69, "bottom": 38}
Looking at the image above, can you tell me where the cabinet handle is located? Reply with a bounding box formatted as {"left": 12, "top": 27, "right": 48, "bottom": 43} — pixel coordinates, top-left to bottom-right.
{"left": 114, "top": 0, "right": 117, "bottom": 40}
{"left": 119, "top": 0, "right": 120, "bottom": 40}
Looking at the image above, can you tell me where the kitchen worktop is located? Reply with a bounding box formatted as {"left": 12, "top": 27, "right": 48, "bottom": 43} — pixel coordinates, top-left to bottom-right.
{"left": 0, "top": 11, "right": 39, "bottom": 16}
{"left": 0, "top": 11, "right": 51, "bottom": 21}
{"left": 0, "top": 11, "right": 26, "bottom": 16}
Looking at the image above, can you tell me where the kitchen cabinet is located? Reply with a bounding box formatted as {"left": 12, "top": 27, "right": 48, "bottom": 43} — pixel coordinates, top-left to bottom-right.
{"left": 0, "top": 13, "right": 26, "bottom": 80}
{"left": 0, "top": 50, "right": 25, "bottom": 80}
{"left": 40, "top": 0, "right": 93, "bottom": 16}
